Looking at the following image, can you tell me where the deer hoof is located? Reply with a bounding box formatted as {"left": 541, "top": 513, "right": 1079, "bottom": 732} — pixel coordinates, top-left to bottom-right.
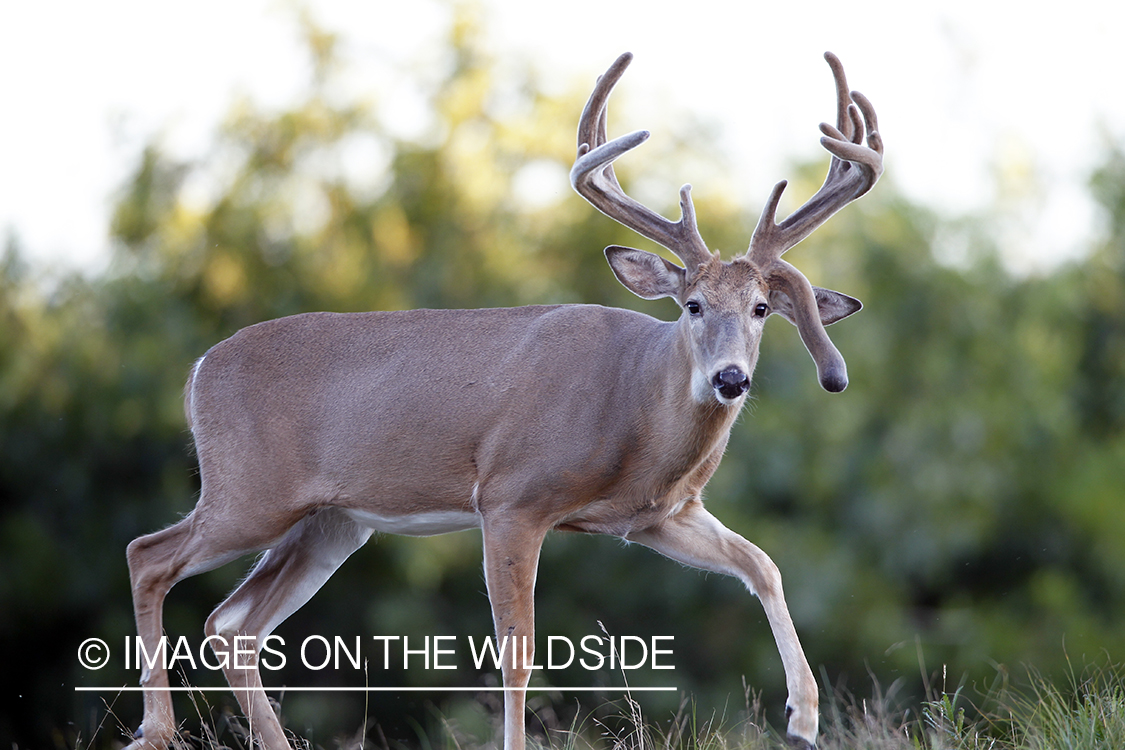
{"left": 124, "top": 724, "right": 176, "bottom": 750}
{"left": 785, "top": 734, "right": 815, "bottom": 750}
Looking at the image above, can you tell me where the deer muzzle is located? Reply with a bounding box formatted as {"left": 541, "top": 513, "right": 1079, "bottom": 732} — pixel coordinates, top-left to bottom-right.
{"left": 712, "top": 366, "right": 750, "bottom": 400}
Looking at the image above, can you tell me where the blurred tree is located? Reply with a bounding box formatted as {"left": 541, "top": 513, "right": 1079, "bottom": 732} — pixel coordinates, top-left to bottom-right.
{"left": 2, "top": 6, "right": 1125, "bottom": 748}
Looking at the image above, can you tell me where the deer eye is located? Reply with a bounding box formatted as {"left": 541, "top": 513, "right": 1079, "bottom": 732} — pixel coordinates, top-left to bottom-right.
{"left": 753, "top": 303, "right": 769, "bottom": 318}
{"left": 685, "top": 300, "right": 702, "bottom": 316}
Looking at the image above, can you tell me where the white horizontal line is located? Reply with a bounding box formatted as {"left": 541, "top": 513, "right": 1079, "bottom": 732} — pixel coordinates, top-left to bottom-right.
{"left": 76, "top": 686, "right": 677, "bottom": 693}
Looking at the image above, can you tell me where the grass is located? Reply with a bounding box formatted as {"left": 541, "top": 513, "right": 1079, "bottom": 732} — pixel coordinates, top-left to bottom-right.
{"left": 76, "top": 661, "right": 1125, "bottom": 750}
{"left": 534, "top": 660, "right": 1125, "bottom": 750}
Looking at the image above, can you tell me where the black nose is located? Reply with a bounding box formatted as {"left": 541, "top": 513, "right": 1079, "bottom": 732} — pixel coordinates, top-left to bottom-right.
{"left": 712, "top": 367, "right": 750, "bottom": 400}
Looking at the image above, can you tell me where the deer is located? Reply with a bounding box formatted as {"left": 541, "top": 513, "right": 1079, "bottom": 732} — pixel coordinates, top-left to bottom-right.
{"left": 122, "top": 51, "right": 882, "bottom": 750}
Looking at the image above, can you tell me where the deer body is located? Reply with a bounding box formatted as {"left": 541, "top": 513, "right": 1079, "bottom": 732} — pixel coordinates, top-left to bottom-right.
{"left": 187, "top": 305, "right": 736, "bottom": 538}
{"left": 125, "top": 51, "right": 883, "bottom": 750}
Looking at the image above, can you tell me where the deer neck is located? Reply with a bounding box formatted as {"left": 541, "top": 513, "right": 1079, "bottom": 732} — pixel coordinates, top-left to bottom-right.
{"left": 640, "top": 317, "right": 744, "bottom": 469}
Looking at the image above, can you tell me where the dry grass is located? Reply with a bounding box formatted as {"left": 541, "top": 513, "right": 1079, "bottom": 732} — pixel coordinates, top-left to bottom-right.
{"left": 73, "top": 661, "right": 1124, "bottom": 750}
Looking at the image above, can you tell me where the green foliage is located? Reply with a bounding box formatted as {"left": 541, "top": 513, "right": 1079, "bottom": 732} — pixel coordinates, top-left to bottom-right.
{"left": 2, "top": 9, "right": 1124, "bottom": 749}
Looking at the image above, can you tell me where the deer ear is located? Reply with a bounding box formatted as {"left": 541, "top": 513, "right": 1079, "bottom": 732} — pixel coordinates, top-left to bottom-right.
{"left": 605, "top": 245, "right": 686, "bottom": 300}
{"left": 769, "top": 286, "right": 862, "bottom": 326}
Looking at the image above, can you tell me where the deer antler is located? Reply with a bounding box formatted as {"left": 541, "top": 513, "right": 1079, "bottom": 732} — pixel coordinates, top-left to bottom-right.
{"left": 570, "top": 53, "right": 713, "bottom": 273}
{"left": 747, "top": 52, "right": 883, "bottom": 264}
{"left": 746, "top": 52, "right": 883, "bottom": 393}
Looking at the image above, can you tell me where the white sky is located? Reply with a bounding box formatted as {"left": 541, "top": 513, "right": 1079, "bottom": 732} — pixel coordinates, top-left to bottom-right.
{"left": 2, "top": 0, "right": 1123, "bottom": 275}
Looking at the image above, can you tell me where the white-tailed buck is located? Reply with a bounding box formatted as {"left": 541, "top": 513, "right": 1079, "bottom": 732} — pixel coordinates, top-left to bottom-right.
{"left": 124, "top": 51, "right": 882, "bottom": 750}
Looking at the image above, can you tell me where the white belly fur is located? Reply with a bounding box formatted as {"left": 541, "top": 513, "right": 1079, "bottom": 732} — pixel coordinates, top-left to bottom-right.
{"left": 343, "top": 509, "right": 481, "bottom": 536}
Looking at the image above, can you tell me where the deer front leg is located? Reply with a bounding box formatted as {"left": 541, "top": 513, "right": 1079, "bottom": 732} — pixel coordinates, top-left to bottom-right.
{"left": 627, "top": 500, "right": 819, "bottom": 749}
{"left": 481, "top": 514, "right": 548, "bottom": 750}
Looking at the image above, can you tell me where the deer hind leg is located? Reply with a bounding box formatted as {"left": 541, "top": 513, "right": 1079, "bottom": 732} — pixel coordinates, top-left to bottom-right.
{"left": 626, "top": 500, "right": 819, "bottom": 749}
{"left": 204, "top": 507, "right": 372, "bottom": 750}
{"left": 124, "top": 512, "right": 267, "bottom": 750}
{"left": 481, "top": 514, "right": 548, "bottom": 750}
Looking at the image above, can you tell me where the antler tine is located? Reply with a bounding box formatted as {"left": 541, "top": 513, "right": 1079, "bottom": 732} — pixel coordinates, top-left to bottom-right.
{"left": 576, "top": 53, "right": 627, "bottom": 155}
{"left": 826, "top": 51, "right": 856, "bottom": 140}
{"left": 571, "top": 53, "right": 712, "bottom": 271}
{"left": 747, "top": 51, "right": 884, "bottom": 268}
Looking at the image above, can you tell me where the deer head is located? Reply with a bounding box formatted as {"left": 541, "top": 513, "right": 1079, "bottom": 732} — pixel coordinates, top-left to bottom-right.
{"left": 571, "top": 52, "right": 883, "bottom": 399}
